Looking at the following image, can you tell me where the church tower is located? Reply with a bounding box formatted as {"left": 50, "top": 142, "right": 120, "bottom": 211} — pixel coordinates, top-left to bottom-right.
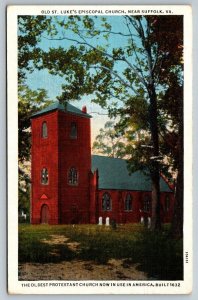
{"left": 31, "top": 101, "right": 92, "bottom": 224}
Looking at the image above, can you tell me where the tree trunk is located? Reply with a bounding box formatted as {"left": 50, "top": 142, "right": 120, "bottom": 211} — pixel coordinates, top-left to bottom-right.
{"left": 148, "top": 83, "right": 161, "bottom": 230}
{"left": 171, "top": 99, "right": 183, "bottom": 238}
{"left": 171, "top": 164, "right": 183, "bottom": 238}
{"left": 151, "top": 171, "right": 161, "bottom": 230}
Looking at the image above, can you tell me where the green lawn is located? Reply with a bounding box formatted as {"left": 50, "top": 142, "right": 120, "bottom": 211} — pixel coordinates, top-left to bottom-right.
{"left": 19, "top": 223, "right": 183, "bottom": 280}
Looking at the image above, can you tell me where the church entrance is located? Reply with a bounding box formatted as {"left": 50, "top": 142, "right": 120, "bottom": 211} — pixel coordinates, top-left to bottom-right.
{"left": 41, "top": 204, "right": 49, "bottom": 224}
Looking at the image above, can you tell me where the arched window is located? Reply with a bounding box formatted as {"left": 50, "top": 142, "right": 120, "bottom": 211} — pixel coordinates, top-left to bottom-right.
{"left": 143, "top": 195, "right": 151, "bottom": 212}
{"left": 70, "top": 122, "right": 77, "bottom": 139}
{"left": 102, "top": 192, "right": 111, "bottom": 211}
{"left": 68, "top": 167, "right": 78, "bottom": 185}
{"left": 165, "top": 195, "right": 170, "bottom": 212}
{"left": 42, "top": 121, "right": 48, "bottom": 138}
{"left": 41, "top": 168, "right": 48, "bottom": 184}
{"left": 125, "top": 193, "right": 132, "bottom": 211}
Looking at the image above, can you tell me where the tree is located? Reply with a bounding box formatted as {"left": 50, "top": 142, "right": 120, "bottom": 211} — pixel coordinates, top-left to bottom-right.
{"left": 18, "top": 84, "right": 51, "bottom": 217}
{"left": 18, "top": 16, "right": 53, "bottom": 82}
{"left": 149, "top": 16, "right": 183, "bottom": 237}
{"left": 92, "top": 121, "right": 126, "bottom": 158}
{"left": 18, "top": 15, "right": 183, "bottom": 231}
{"left": 18, "top": 16, "right": 54, "bottom": 217}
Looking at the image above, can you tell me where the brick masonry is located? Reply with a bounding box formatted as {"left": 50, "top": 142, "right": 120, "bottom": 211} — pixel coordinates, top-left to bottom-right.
{"left": 31, "top": 106, "right": 174, "bottom": 225}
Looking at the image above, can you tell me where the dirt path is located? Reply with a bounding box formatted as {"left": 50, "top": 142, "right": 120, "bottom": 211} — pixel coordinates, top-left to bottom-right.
{"left": 19, "top": 234, "right": 148, "bottom": 281}
{"left": 19, "top": 259, "right": 148, "bottom": 281}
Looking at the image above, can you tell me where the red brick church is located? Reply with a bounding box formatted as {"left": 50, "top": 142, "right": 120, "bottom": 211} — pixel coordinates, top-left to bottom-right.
{"left": 31, "top": 101, "right": 174, "bottom": 225}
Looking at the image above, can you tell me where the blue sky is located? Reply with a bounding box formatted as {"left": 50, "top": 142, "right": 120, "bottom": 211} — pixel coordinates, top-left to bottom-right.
{"left": 23, "top": 15, "right": 140, "bottom": 142}
{"left": 26, "top": 15, "right": 134, "bottom": 98}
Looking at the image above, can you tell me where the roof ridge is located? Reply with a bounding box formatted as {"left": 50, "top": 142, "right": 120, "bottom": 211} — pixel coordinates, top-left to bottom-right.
{"left": 31, "top": 100, "right": 92, "bottom": 118}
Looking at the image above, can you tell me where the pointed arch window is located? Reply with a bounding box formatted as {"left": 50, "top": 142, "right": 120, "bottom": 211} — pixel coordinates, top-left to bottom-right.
{"left": 70, "top": 122, "right": 77, "bottom": 139}
{"left": 125, "top": 193, "right": 133, "bottom": 211}
{"left": 143, "top": 195, "right": 151, "bottom": 212}
{"left": 41, "top": 168, "right": 48, "bottom": 185}
{"left": 102, "top": 192, "right": 112, "bottom": 211}
{"left": 165, "top": 195, "right": 170, "bottom": 212}
{"left": 42, "top": 121, "right": 48, "bottom": 138}
{"left": 68, "top": 167, "right": 78, "bottom": 185}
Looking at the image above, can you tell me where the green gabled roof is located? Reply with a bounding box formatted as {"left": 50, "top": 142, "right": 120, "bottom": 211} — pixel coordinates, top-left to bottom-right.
{"left": 91, "top": 155, "right": 172, "bottom": 192}
{"left": 31, "top": 101, "right": 92, "bottom": 118}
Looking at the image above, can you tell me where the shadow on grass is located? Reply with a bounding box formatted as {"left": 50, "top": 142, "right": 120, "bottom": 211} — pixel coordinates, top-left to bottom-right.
{"left": 19, "top": 237, "right": 76, "bottom": 263}
{"left": 129, "top": 230, "right": 183, "bottom": 280}
{"left": 19, "top": 225, "right": 183, "bottom": 280}
{"left": 77, "top": 231, "right": 183, "bottom": 280}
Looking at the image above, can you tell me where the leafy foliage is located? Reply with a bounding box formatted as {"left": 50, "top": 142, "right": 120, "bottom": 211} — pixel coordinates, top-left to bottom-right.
{"left": 18, "top": 84, "right": 51, "bottom": 216}
{"left": 92, "top": 121, "right": 126, "bottom": 158}
{"left": 18, "top": 16, "right": 52, "bottom": 81}
{"left": 18, "top": 85, "right": 51, "bottom": 161}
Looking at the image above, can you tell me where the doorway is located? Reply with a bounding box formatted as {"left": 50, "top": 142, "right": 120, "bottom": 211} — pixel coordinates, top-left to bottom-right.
{"left": 41, "top": 204, "right": 49, "bottom": 224}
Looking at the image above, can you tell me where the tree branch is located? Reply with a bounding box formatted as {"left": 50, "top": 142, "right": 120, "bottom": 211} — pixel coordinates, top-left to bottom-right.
{"left": 125, "top": 18, "right": 146, "bottom": 81}
{"left": 89, "top": 111, "right": 109, "bottom": 115}
{"left": 133, "top": 17, "right": 154, "bottom": 84}
{"left": 76, "top": 28, "right": 139, "bottom": 38}
{"left": 122, "top": 57, "right": 147, "bottom": 87}
{"left": 89, "top": 64, "right": 138, "bottom": 95}
{"left": 43, "top": 27, "right": 146, "bottom": 91}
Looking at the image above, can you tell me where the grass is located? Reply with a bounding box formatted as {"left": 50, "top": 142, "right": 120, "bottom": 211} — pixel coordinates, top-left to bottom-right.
{"left": 19, "top": 224, "right": 183, "bottom": 280}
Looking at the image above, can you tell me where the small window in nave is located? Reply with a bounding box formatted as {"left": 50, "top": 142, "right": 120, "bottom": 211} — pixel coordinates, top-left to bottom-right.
{"left": 125, "top": 193, "right": 133, "bottom": 211}
{"left": 165, "top": 195, "right": 170, "bottom": 212}
{"left": 102, "top": 192, "right": 112, "bottom": 211}
{"left": 143, "top": 195, "right": 151, "bottom": 212}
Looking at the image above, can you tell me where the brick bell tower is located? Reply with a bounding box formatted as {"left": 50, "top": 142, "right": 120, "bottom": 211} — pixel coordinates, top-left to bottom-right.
{"left": 31, "top": 101, "right": 92, "bottom": 224}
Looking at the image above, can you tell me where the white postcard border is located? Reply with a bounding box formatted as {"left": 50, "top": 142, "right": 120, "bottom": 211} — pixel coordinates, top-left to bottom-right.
{"left": 7, "top": 5, "right": 192, "bottom": 294}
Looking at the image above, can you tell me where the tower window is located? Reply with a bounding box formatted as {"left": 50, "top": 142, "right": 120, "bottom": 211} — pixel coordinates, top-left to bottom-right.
{"left": 125, "top": 193, "right": 133, "bottom": 211}
{"left": 41, "top": 168, "right": 48, "bottom": 185}
{"left": 102, "top": 192, "right": 112, "bottom": 211}
{"left": 143, "top": 195, "right": 151, "bottom": 212}
{"left": 70, "top": 122, "right": 77, "bottom": 139}
{"left": 68, "top": 167, "right": 78, "bottom": 185}
{"left": 42, "top": 121, "right": 48, "bottom": 138}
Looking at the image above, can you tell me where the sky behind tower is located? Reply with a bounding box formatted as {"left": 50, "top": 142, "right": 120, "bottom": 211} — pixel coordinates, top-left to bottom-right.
{"left": 24, "top": 15, "right": 139, "bottom": 143}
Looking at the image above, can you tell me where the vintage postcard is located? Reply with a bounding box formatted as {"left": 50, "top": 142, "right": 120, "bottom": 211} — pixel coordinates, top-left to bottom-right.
{"left": 7, "top": 5, "right": 192, "bottom": 294}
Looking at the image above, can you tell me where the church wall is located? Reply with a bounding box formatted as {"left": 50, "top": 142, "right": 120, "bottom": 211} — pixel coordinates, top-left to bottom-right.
{"left": 95, "top": 189, "right": 174, "bottom": 225}
{"left": 96, "top": 189, "right": 143, "bottom": 224}
{"left": 31, "top": 111, "right": 59, "bottom": 224}
{"left": 58, "top": 111, "right": 91, "bottom": 224}
{"left": 30, "top": 105, "right": 175, "bottom": 225}
{"left": 89, "top": 170, "right": 99, "bottom": 224}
